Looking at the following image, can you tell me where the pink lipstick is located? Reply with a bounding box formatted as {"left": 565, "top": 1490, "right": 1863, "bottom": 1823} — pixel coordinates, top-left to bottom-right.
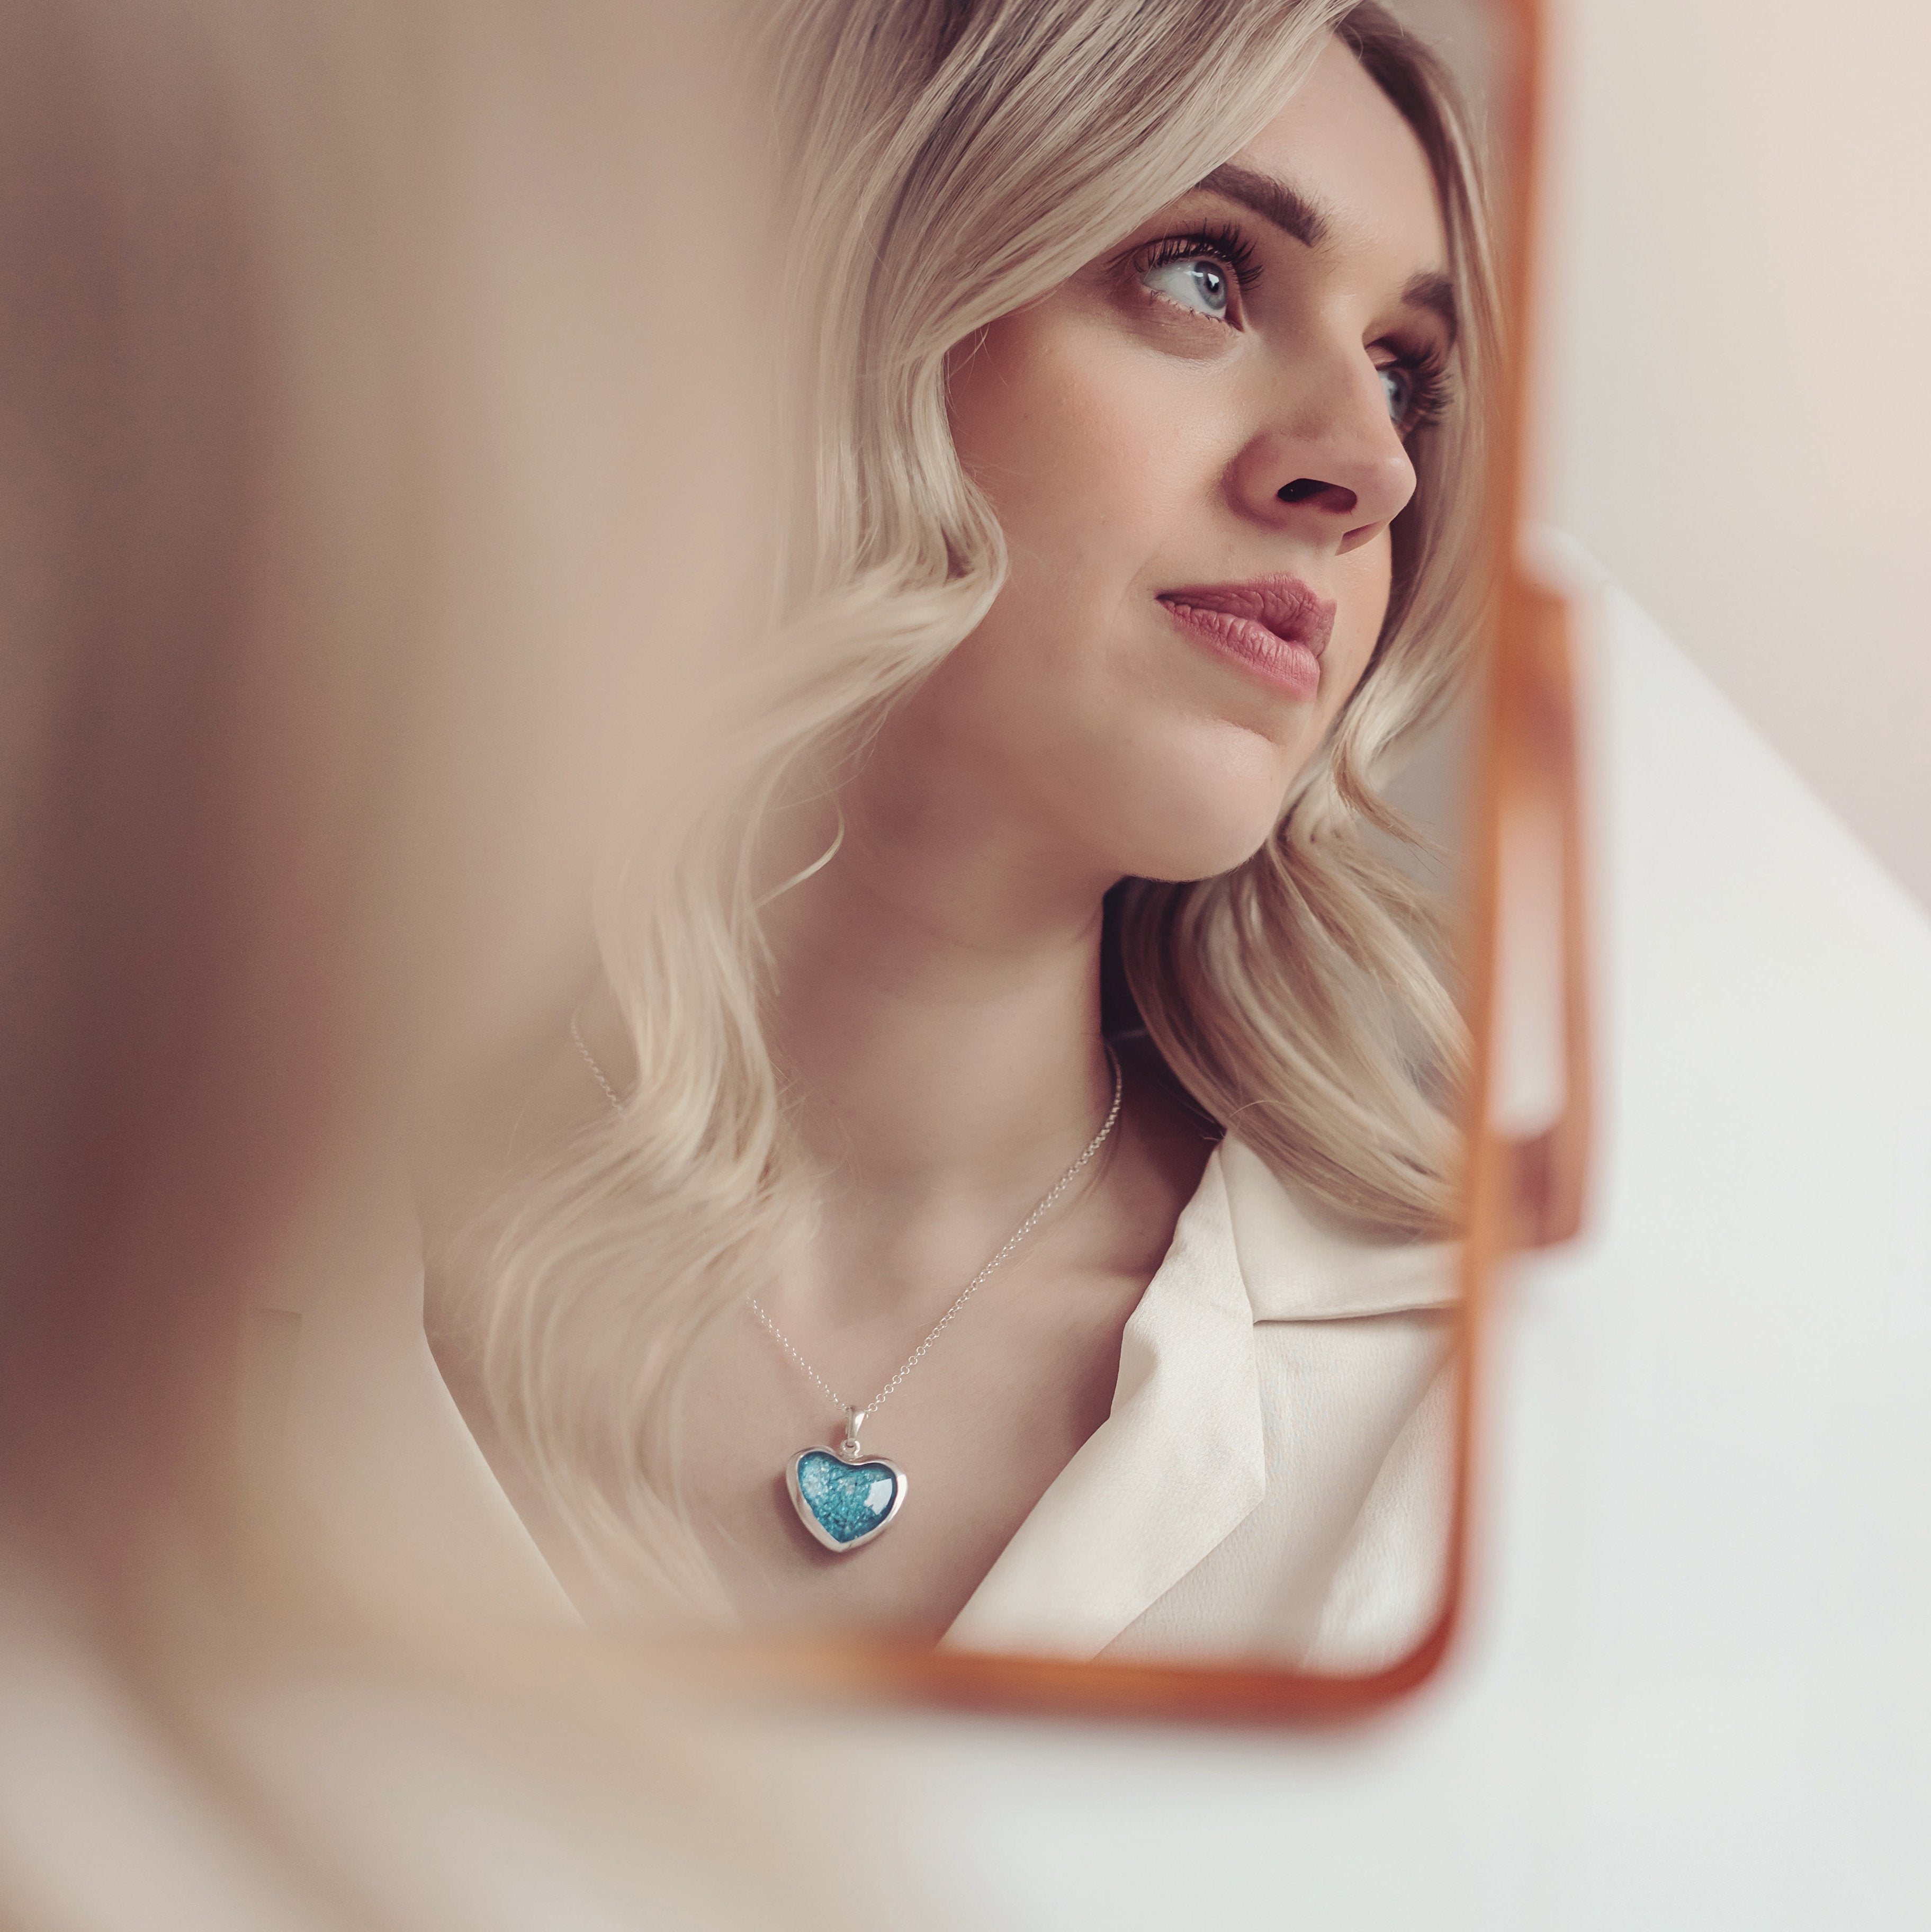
{"left": 1156, "top": 574, "right": 1335, "bottom": 701}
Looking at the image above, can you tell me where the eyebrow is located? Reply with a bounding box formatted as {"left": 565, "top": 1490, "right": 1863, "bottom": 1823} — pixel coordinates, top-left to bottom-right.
{"left": 1194, "top": 163, "right": 1459, "bottom": 346}
{"left": 1196, "top": 163, "right": 1330, "bottom": 249}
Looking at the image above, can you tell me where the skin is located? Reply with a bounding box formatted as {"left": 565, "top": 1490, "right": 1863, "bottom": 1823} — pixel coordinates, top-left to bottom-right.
{"left": 481, "top": 36, "right": 1454, "bottom": 1635}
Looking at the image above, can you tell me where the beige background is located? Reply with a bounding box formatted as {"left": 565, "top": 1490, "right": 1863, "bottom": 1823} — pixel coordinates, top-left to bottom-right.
{"left": 1396, "top": 0, "right": 1931, "bottom": 908}
{"left": 1538, "top": 0, "right": 1931, "bottom": 908}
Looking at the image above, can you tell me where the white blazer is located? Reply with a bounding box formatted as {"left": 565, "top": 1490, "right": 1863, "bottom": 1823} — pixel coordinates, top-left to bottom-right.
{"left": 945, "top": 1138, "right": 1459, "bottom": 1668}
{"left": 264, "top": 1140, "right": 1458, "bottom": 1669}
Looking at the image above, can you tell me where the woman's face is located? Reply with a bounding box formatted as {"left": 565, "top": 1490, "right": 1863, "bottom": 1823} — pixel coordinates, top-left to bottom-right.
{"left": 905, "top": 37, "right": 1454, "bottom": 890}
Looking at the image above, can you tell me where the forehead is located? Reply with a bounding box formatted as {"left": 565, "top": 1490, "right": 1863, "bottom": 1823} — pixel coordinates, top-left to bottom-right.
{"left": 1232, "top": 35, "right": 1447, "bottom": 278}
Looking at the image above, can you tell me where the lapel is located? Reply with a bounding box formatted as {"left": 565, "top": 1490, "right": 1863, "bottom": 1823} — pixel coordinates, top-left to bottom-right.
{"left": 1217, "top": 1138, "right": 1461, "bottom": 1320}
{"left": 940, "top": 1137, "right": 1461, "bottom": 1660}
{"left": 941, "top": 1146, "right": 1266, "bottom": 1659}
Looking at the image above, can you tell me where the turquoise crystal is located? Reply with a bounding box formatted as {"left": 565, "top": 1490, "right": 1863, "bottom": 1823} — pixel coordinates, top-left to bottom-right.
{"left": 795, "top": 1450, "right": 901, "bottom": 1545}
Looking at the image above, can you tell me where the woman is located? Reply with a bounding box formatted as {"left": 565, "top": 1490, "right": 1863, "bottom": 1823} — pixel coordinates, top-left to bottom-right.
{"left": 438, "top": 0, "right": 1496, "bottom": 1668}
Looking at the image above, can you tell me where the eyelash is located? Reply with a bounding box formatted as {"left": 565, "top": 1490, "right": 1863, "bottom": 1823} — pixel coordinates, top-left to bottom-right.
{"left": 1380, "top": 337, "right": 1455, "bottom": 437}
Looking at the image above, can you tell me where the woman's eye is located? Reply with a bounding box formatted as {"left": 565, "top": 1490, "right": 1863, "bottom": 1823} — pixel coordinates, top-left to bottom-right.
{"left": 1378, "top": 361, "right": 1414, "bottom": 425}
{"left": 1140, "top": 255, "right": 1232, "bottom": 321}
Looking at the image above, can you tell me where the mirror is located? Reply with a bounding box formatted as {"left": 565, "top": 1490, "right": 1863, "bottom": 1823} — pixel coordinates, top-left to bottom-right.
{"left": 295, "top": 0, "right": 1580, "bottom": 1720}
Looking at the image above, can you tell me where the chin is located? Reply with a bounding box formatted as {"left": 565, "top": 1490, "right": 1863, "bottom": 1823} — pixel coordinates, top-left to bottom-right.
{"left": 1081, "top": 720, "right": 1306, "bottom": 885}
{"left": 1121, "top": 829, "right": 1277, "bottom": 887}
{"left": 1100, "top": 790, "right": 1287, "bottom": 886}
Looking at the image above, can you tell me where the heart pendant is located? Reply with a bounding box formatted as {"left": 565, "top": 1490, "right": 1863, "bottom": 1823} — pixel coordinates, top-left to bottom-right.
{"left": 787, "top": 1443, "right": 907, "bottom": 1553}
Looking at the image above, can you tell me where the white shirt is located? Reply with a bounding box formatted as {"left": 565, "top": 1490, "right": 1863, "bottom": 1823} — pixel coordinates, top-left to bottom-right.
{"left": 264, "top": 1140, "right": 1457, "bottom": 1668}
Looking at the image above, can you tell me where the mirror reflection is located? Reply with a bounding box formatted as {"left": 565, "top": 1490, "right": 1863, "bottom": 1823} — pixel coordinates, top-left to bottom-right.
{"left": 418, "top": 0, "right": 1500, "bottom": 1674}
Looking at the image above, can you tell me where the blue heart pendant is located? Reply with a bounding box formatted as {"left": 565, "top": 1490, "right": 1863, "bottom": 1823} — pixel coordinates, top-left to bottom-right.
{"left": 787, "top": 1441, "right": 908, "bottom": 1553}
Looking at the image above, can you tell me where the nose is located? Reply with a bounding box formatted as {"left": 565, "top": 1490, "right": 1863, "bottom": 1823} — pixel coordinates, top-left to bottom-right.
{"left": 1227, "top": 353, "right": 1418, "bottom": 549}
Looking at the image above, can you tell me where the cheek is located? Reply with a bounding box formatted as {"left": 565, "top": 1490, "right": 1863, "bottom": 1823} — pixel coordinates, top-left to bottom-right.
{"left": 948, "top": 315, "right": 1101, "bottom": 508}
{"left": 948, "top": 314, "right": 1214, "bottom": 575}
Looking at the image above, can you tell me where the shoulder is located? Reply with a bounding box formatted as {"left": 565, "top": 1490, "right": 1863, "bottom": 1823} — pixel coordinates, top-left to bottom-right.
{"left": 1212, "top": 1136, "right": 1460, "bottom": 1323}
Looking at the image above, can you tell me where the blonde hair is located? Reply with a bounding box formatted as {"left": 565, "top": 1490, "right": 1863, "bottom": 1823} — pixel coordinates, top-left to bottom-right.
{"left": 479, "top": 0, "right": 1498, "bottom": 1614}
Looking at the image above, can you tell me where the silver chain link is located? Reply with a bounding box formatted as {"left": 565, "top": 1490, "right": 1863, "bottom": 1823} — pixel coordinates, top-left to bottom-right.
{"left": 572, "top": 1015, "right": 1124, "bottom": 1426}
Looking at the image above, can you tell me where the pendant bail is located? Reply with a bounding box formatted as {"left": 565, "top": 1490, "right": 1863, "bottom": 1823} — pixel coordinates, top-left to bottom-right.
{"left": 841, "top": 1405, "right": 866, "bottom": 1456}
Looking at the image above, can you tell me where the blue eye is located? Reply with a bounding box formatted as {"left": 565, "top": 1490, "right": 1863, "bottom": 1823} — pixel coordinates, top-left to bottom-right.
{"left": 1378, "top": 362, "right": 1412, "bottom": 424}
{"left": 1142, "top": 255, "right": 1232, "bottom": 320}
{"left": 1374, "top": 346, "right": 1452, "bottom": 436}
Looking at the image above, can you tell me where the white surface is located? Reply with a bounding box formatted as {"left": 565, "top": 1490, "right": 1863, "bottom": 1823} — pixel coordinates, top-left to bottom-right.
{"left": 804, "top": 575, "right": 1931, "bottom": 1928}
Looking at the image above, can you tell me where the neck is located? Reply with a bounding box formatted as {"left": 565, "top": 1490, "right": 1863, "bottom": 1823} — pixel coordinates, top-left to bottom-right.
{"left": 761, "top": 762, "right": 1118, "bottom": 1313}
{"left": 768, "top": 845, "right": 1110, "bottom": 1193}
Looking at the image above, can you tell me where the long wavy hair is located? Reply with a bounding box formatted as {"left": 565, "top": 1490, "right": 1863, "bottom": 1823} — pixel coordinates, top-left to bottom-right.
{"left": 475, "top": 0, "right": 1498, "bottom": 1615}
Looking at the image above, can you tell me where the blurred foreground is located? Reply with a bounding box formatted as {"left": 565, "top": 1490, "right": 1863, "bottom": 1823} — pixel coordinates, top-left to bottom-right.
{"left": 0, "top": 3, "right": 865, "bottom": 1926}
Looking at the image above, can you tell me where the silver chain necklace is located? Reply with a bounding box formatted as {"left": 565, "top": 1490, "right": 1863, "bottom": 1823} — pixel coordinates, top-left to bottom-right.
{"left": 571, "top": 1018, "right": 1123, "bottom": 1554}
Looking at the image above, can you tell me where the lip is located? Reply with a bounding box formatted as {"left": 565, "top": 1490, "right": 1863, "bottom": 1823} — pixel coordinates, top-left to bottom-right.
{"left": 1156, "top": 574, "right": 1336, "bottom": 701}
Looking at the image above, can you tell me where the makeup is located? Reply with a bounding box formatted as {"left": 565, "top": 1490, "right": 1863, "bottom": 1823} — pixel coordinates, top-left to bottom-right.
{"left": 1157, "top": 574, "right": 1336, "bottom": 700}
